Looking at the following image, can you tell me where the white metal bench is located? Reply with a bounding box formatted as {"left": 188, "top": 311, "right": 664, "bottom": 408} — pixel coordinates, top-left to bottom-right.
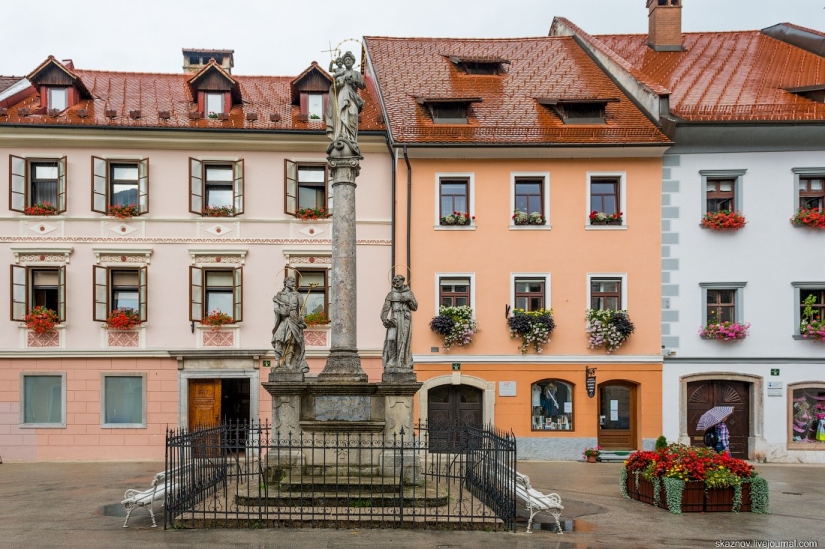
{"left": 514, "top": 471, "right": 564, "bottom": 534}
{"left": 121, "top": 470, "right": 171, "bottom": 528}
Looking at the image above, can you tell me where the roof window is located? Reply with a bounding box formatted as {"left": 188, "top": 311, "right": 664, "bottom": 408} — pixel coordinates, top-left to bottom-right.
{"left": 538, "top": 98, "right": 618, "bottom": 125}
{"left": 448, "top": 56, "right": 509, "bottom": 76}
{"left": 417, "top": 97, "right": 481, "bottom": 124}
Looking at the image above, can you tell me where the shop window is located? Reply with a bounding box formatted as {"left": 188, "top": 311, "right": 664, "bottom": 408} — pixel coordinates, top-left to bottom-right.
{"left": 531, "top": 380, "right": 573, "bottom": 431}
{"left": 21, "top": 373, "right": 65, "bottom": 427}
{"left": 790, "top": 385, "right": 825, "bottom": 446}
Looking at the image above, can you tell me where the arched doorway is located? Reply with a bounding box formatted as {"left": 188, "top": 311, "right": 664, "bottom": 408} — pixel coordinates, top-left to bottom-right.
{"left": 427, "top": 384, "right": 483, "bottom": 428}
{"left": 597, "top": 381, "right": 638, "bottom": 450}
{"left": 687, "top": 379, "right": 750, "bottom": 459}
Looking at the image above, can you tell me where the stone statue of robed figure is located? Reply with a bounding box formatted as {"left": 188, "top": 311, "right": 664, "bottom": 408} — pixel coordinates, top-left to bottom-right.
{"left": 271, "top": 275, "right": 309, "bottom": 373}
{"left": 326, "top": 51, "right": 365, "bottom": 159}
{"left": 381, "top": 275, "right": 418, "bottom": 371}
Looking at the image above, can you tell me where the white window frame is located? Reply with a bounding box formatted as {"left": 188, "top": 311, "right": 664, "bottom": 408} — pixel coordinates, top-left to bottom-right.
{"left": 101, "top": 373, "right": 147, "bottom": 428}
{"left": 510, "top": 272, "right": 551, "bottom": 311}
{"left": 20, "top": 372, "right": 66, "bottom": 428}
{"left": 792, "top": 168, "right": 825, "bottom": 211}
{"left": 434, "top": 272, "right": 476, "bottom": 313}
{"left": 792, "top": 281, "right": 825, "bottom": 339}
{"left": 586, "top": 273, "right": 628, "bottom": 311}
{"left": 434, "top": 172, "right": 475, "bottom": 230}
{"left": 307, "top": 93, "right": 324, "bottom": 119}
{"left": 699, "top": 169, "right": 746, "bottom": 214}
{"left": 205, "top": 92, "right": 225, "bottom": 116}
{"left": 585, "top": 171, "right": 627, "bottom": 229}
{"left": 699, "top": 282, "right": 747, "bottom": 325}
{"left": 48, "top": 87, "right": 68, "bottom": 111}
{"left": 510, "top": 171, "right": 551, "bottom": 230}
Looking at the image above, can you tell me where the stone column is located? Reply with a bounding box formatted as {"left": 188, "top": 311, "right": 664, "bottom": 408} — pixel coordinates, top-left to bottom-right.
{"left": 318, "top": 157, "right": 367, "bottom": 382}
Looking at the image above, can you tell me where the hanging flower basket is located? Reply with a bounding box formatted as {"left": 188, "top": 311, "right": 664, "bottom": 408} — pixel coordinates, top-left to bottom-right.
{"left": 201, "top": 205, "right": 234, "bottom": 217}
{"left": 201, "top": 310, "right": 233, "bottom": 330}
{"left": 25, "top": 306, "right": 58, "bottom": 334}
{"left": 701, "top": 210, "right": 746, "bottom": 231}
{"left": 108, "top": 204, "right": 139, "bottom": 219}
{"left": 699, "top": 321, "right": 750, "bottom": 341}
{"left": 296, "top": 207, "right": 331, "bottom": 220}
{"left": 790, "top": 208, "right": 825, "bottom": 230}
{"left": 440, "top": 211, "right": 474, "bottom": 225}
{"left": 586, "top": 309, "right": 634, "bottom": 353}
{"left": 512, "top": 210, "right": 546, "bottom": 225}
{"left": 429, "top": 305, "right": 478, "bottom": 349}
{"left": 304, "top": 311, "right": 331, "bottom": 326}
{"left": 106, "top": 308, "right": 141, "bottom": 330}
{"left": 24, "top": 202, "right": 58, "bottom": 216}
{"left": 507, "top": 308, "right": 555, "bottom": 354}
{"left": 589, "top": 211, "right": 623, "bottom": 225}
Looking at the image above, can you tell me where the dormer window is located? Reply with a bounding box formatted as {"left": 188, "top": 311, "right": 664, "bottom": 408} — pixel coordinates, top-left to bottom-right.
{"left": 307, "top": 93, "right": 324, "bottom": 120}
{"left": 205, "top": 92, "right": 225, "bottom": 116}
{"left": 448, "top": 56, "right": 509, "bottom": 76}
{"left": 785, "top": 84, "right": 825, "bottom": 103}
{"left": 417, "top": 97, "right": 481, "bottom": 125}
{"left": 538, "top": 98, "right": 618, "bottom": 125}
{"left": 48, "top": 88, "right": 68, "bottom": 111}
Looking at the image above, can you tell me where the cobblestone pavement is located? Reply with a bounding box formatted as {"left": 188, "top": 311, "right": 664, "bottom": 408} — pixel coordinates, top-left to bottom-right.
{"left": 0, "top": 460, "right": 822, "bottom": 549}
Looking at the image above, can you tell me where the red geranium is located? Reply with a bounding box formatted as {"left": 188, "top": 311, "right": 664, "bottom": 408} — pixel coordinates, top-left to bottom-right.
{"left": 108, "top": 204, "right": 139, "bottom": 219}
{"left": 24, "top": 306, "right": 58, "bottom": 334}
{"left": 701, "top": 210, "right": 746, "bottom": 231}
{"left": 106, "top": 308, "right": 141, "bottom": 330}
{"left": 790, "top": 208, "right": 825, "bottom": 230}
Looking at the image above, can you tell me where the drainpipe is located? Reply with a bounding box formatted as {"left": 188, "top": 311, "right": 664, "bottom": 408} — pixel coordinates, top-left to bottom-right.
{"left": 385, "top": 135, "right": 396, "bottom": 277}
{"left": 403, "top": 146, "right": 412, "bottom": 278}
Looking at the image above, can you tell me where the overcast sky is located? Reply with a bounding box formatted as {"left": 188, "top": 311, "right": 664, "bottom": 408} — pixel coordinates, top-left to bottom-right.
{"left": 2, "top": 0, "right": 824, "bottom": 77}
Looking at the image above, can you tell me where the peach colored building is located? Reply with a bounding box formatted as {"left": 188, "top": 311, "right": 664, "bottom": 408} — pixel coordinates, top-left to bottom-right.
{"left": 365, "top": 36, "right": 670, "bottom": 459}
{"left": 0, "top": 52, "right": 390, "bottom": 460}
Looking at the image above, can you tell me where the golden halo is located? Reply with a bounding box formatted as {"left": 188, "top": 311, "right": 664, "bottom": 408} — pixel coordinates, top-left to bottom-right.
{"left": 328, "top": 38, "right": 365, "bottom": 69}
{"left": 274, "top": 267, "right": 304, "bottom": 289}
{"left": 387, "top": 265, "right": 412, "bottom": 285}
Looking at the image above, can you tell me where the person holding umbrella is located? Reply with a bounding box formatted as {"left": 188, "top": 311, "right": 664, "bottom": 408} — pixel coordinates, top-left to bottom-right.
{"left": 697, "top": 406, "right": 734, "bottom": 455}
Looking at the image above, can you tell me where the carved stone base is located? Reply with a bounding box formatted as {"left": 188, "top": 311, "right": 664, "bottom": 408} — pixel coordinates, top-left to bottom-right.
{"left": 318, "top": 348, "right": 367, "bottom": 383}
{"left": 382, "top": 369, "right": 418, "bottom": 384}
{"left": 268, "top": 369, "right": 305, "bottom": 383}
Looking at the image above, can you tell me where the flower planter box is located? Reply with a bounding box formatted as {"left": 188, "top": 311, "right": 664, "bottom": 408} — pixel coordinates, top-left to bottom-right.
{"left": 631, "top": 477, "right": 754, "bottom": 513}
{"left": 590, "top": 220, "right": 622, "bottom": 225}
{"left": 636, "top": 477, "right": 657, "bottom": 505}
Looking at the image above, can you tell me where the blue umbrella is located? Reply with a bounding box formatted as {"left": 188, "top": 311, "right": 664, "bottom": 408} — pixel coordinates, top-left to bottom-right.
{"left": 697, "top": 406, "right": 734, "bottom": 431}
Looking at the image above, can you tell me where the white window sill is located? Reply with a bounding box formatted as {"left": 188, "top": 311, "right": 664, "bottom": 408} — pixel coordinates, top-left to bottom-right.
{"left": 509, "top": 225, "right": 551, "bottom": 231}
{"left": 434, "top": 225, "right": 476, "bottom": 231}
{"left": 585, "top": 225, "right": 627, "bottom": 231}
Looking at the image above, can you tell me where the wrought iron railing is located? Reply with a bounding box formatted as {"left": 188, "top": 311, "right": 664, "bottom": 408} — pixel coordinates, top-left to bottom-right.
{"left": 164, "top": 421, "right": 516, "bottom": 530}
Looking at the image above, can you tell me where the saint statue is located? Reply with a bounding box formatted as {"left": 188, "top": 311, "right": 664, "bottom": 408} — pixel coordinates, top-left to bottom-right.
{"left": 381, "top": 275, "right": 418, "bottom": 370}
{"left": 271, "top": 276, "right": 309, "bottom": 373}
{"left": 325, "top": 50, "right": 365, "bottom": 158}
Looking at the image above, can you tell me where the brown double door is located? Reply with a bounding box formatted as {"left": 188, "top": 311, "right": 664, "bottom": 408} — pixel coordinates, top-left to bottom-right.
{"left": 687, "top": 380, "right": 749, "bottom": 459}
{"left": 428, "top": 385, "right": 483, "bottom": 452}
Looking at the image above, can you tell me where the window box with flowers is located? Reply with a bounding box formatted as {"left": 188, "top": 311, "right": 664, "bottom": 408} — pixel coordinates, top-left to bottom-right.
{"left": 201, "top": 310, "right": 234, "bottom": 331}
{"left": 105, "top": 308, "right": 141, "bottom": 330}
{"left": 512, "top": 210, "right": 546, "bottom": 226}
{"left": 24, "top": 202, "right": 58, "bottom": 216}
{"left": 586, "top": 309, "right": 634, "bottom": 353}
{"left": 790, "top": 208, "right": 825, "bottom": 230}
{"left": 508, "top": 308, "right": 555, "bottom": 354}
{"left": 800, "top": 294, "right": 825, "bottom": 341}
{"left": 439, "top": 211, "right": 474, "bottom": 226}
{"left": 25, "top": 306, "right": 58, "bottom": 334}
{"left": 201, "top": 205, "right": 234, "bottom": 217}
{"left": 589, "top": 211, "right": 623, "bottom": 225}
{"left": 699, "top": 321, "right": 750, "bottom": 341}
{"left": 108, "top": 204, "right": 139, "bottom": 219}
{"left": 701, "top": 210, "right": 746, "bottom": 231}
{"left": 304, "top": 311, "right": 331, "bottom": 326}
{"left": 429, "top": 305, "right": 478, "bottom": 350}
{"left": 296, "top": 207, "right": 331, "bottom": 221}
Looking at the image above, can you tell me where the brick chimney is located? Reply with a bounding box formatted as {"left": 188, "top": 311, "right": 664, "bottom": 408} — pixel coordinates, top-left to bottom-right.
{"left": 647, "top": 0, "right": 683, "bottom": 51}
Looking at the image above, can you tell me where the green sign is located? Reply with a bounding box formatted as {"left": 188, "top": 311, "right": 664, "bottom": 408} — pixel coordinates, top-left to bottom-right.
{"left": 770, "top": 368, "right": 779, "bottom": 376}
{"left": 263, "top": 360, "right": 271, "bottom": 367}
{"left": 452, "top": 363, "right": 461, "bottom": 371}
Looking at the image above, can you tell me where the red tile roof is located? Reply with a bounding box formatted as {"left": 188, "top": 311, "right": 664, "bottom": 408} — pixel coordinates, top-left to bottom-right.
{"left": 597, "top": 31, "right": 825, "bottom": 122}
{"left": 364, "top": 36, "right": 670, "bottom": 145}
{"left": 0, "top": 59, "right": 385, "bottom": 132}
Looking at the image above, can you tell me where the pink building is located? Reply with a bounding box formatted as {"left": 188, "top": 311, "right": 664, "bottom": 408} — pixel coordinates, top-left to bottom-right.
{"left": 0, "top": 51, "right": 390, "bottom": 460}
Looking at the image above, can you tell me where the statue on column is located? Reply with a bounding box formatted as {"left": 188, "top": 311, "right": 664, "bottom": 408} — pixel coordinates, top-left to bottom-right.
{"left": 271, "top": 276, "right": 309, "bottom": 373}
{"left": 325, "top": 51, "right": 365, "bottom": 159}
{"left": 381, "top": 275, "right": 418, "bottom": 370}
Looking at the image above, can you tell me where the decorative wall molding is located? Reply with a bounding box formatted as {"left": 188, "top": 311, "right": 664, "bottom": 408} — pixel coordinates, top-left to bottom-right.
{"left": 93, "top": 247, "right": 153, "bottom": 265}
{"left": 107, "top": 330, "right": 140, "bottom": 348}
{"left": 2, "top": 237, "right": 390, "bottom": 246}
{"left": 189, "top": 248, "right": 248, "bottom": 265}
{"left": 11, "top": 245, "right": 74, "bottom": 264}
{"left": 27, "top": 331, "right": 60, "bottom": 348}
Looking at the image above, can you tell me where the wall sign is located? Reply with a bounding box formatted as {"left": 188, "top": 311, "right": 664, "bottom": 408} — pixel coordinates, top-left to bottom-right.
{"left": 499, "top": 381, "right": 516, "bottom": 397}
{"left": 586, "top": 366, "right": 597, "bottom": 398}
{"left": 451, "top": 363, "right": 461, "bottom": 371}
{"left": 767, "top": 381, "right": 783, "bottom": 397}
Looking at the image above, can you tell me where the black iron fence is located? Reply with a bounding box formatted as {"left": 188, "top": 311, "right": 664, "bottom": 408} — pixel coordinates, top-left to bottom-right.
{"left": 164, "top": 421, "right": 516, "bottom": 530}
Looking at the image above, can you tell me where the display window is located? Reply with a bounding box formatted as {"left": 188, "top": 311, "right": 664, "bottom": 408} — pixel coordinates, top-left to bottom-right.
{"left": 791, "top": 386, "right": 825, "bottom": 445}
{"left": 531, "top": 379, "right": 573, "bottom": 431}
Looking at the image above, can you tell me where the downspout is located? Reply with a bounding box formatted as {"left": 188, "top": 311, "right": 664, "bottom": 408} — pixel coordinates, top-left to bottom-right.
{"left": 403, "top": 145, "right": 412, "bottom": 277}
{"left": 384, "top": 135, "right": 396, "bottom": 276}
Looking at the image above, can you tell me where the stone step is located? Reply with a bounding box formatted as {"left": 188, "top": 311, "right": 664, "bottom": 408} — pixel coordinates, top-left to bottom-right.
{"left": 277, "top": 475, "right": 416, "bottom": 493}
{"left": 235, "top": 483, "right": 449, "bottom": 508}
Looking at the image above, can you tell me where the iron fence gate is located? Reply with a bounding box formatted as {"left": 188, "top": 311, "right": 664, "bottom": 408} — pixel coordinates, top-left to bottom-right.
{"left": 164, "top": 421, "right": 516, "bottom": 530}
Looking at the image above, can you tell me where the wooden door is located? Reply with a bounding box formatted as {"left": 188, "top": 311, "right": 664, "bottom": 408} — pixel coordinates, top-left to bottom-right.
{"left": 597, "top": 382, "right": 637, "bottom": 450}
{"left": 427, "top": 385, "right": 483, "bottom": 452}
{"left": 188, "top": 378, "right": 222, "bottom": 430}
{"left": 687, "top": 380, "right": 750, "bottom": 459}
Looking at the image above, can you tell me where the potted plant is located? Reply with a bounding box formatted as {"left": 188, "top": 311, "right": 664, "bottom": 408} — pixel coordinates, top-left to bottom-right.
{"left": 304, "top": 311, "right": 331, "bottom": 326}
{"left": 309, "top": 114, "right": 321, "bottom": 120}
{"left": 701, "top": 210, "right": 746, "bottom": 231}
{"left": 296, "top": 207, "right": 332, "bottom": 220}
{"left": 507, "top": 308, "right": 555, "bottom": 354}
{"left": 586, "top": 309, "right": 635, "bottom": 353}
{"left": 439, "top": 211, "right": 474, "bottom": 226}
{"left": 512, "top": 210, "right": 546, "bottom": 225}
{"left": 201, "top": 205, "right": 234, "bottom": 217}
{"left": 24, "top": 202, "right": 58, "bottom": 216}
{"left": 106, "top": 308, "right": 141, "bottom": 330}
{"left": 429, "top": 305, "right": 478, "bottom": 350}
{"left": 25, "top": 306, "right": 58, "bottom": 334}
{"left": 790, "top": 208, "right": 825, "bottom": 230}
{"left": 207, "top": 111, "right": 219, "bottom": 119}
{"left": 201, "top": 310, "right": 233, "bottom": 330}
{"left": 800, "top": 294, "right": 825, "bottom": 341}
{"left": 583, "top": 446, "right": 602, "bottom": 463}
{"left": 699, "top": 320, "right": 750, "bottom": 341}
{"left": 589, "top": 211, "right": 623, "bottom": 225}
{"left": 108, "top": 204, "right": 139, "bottom": 219}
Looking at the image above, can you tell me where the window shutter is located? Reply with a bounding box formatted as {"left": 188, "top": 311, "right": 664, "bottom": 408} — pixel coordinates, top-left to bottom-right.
{"left": 189, "top": 265, "right": 203, "bottom": 321}
{"left": 233, "top": 267, "right": 243, "bottom": 322}
{"left": 299, "top": 92, "right": 308, "bottom": 114}
{"left": 10, "top": 265, "right": 28, "bottom": 321}
{"left": 138, "top": 265, "right": 148, "bottom": 322}
{"left": 284, "top": 159, "right": 297, "bottom": 215}
{"left": 189, "top": 157, "right": 203, "bottom": 214}
{"left": 57, "top": 156, "right": 67, "bottom": 213}
{"left": 93, "top": 265, "right": 109, "bottom": 322}
{"left": 322, "top": 93, "right": 329, "bottom": 119}
{"left": 9, "top": 155, "right": 27, "bottom": 212}
{"left": 57, "top": 266, "right": 66, "bottom": 323}
{"left": 233, "top": 158, "right": 244, "bottom": 215}
{"left": 92, "top": 156, "right": 108, "bottom": 213}
{"left": 137, "top": 158, "right": 149, "bottom": 214}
